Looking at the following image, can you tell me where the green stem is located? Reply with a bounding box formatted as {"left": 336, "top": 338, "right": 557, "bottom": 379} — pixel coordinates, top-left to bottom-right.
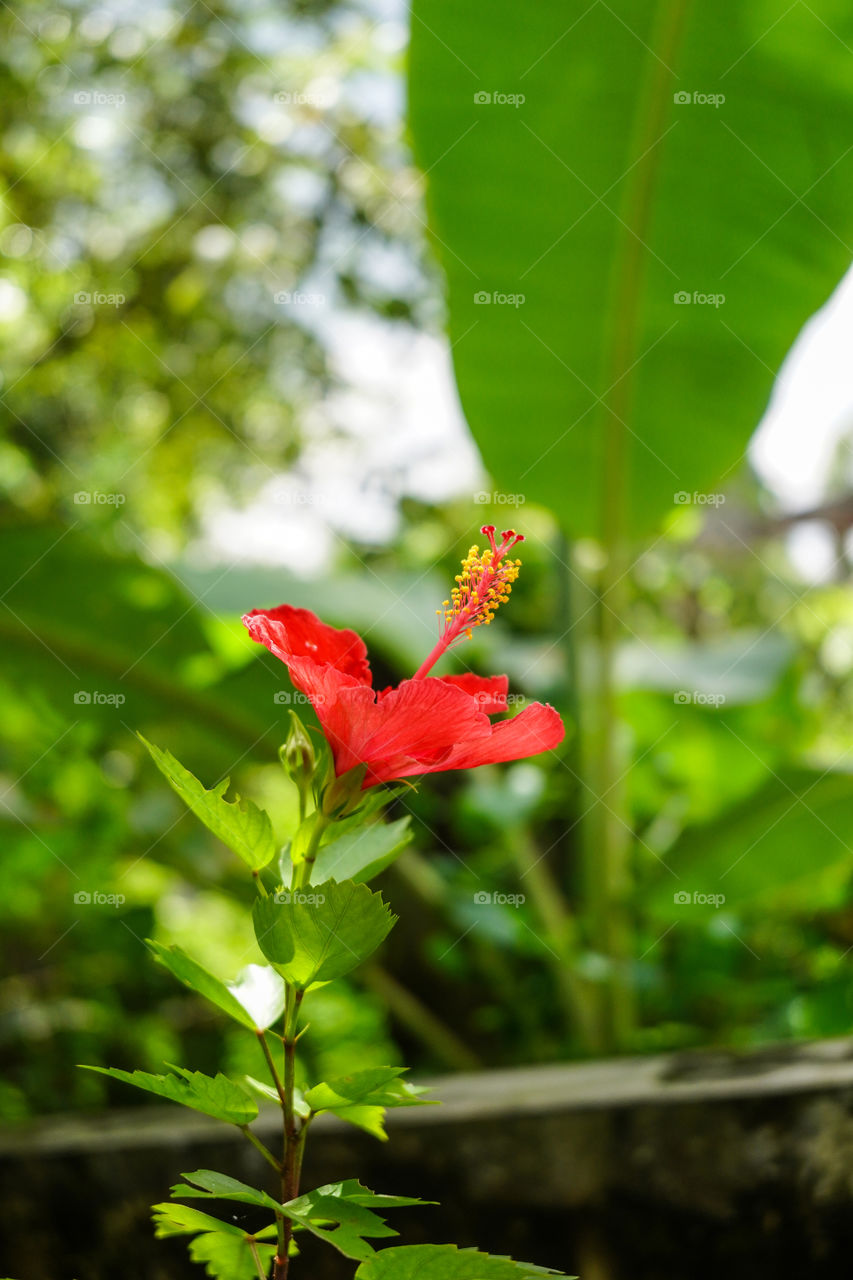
{"left": 270, "top": 802, "right": 332, "bottom": 1278}
{"left": 510, "top": 827, "right": 599, "bottom": 1052}
{"left": 256, "top": 1030, "right": 287, "bottom": 1109}
{"left": 585, "top": 0, "right": 691, "bottom": 1051}
{"left": 293, "top": 809, "right": 331, "bottom": 891}
{"left": 248, "top": 1236, "right": 269, "bottom": 1280}
{"left": 277, "top": 985, "right": 305, "bottom": 1279}
{"left": 239, "top": 1124, "right": 283, "bottom": 1175}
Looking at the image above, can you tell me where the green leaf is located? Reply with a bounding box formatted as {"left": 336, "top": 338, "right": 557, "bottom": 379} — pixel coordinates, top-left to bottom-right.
{"left": 0, "top": 525, "right": 272, "bottom": 753}
{"left": 148, "top": 941, "right": 258, "bottom": 1030}
{"left": 189, "top": 1233, "right": 277, "bottom": 1280}
{"left": 153, "top": 1203, "right": 248, "bottom": 1240}
{"left": 140, "top": 734, "right": 275, "bottom": 871}
{"left": 310, "top": 817, "right": 412, "bottom": 885}
{"left": 321, "top": 1104, "right": 389, "bottom": 1141}
{"left": 152, "top": 1203, "right": 277, "bottom": 1280}
{"left": 174, "top": 1168, "right": 283, "bottom": 1215}
{"left": 356, "top": 1244, "right": 569, "bottom": 1280}
{"left": 80, "top": 1065, "right": 257, "bottom": 1125}
{"left": 321, "top": 785, "right": 415, "bottom": 839}
{"left": 252, "top": 879, "right": 396, "bottom": 989}
{"left": 408, "top": 3, "right": 853, "bottom": 537}
{"left": 305, "top": 1067, "right": 432, "bottom": 1113}
{"left": 282, "top": 1180, "right": 430, "bottom": 1262}
{"left": 302, "top": 1064, "right": 427, "bottom": 1136}
{"left": 173, "top": 1172, "right": 428, "bottom": 1262}
{"left": 648, "top": 768, "right": 853, "bottom": 918}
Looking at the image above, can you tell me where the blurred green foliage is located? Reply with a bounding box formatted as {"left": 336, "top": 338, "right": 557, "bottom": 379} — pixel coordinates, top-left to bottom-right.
{"left": 4, "top": 0, "right": 853, "bottom": 1129}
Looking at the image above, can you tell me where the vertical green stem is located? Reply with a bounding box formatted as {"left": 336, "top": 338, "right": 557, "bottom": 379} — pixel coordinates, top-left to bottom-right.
{"left": 248, "top": 1237, "right": 270, "bottom": 1280}
{"left": 256, "top": 1028, "right": 288, "bottom": 1279}
{"left": 510, "top": 827, "right": 599, "bottom": 1051}
{"left": 277, "top": 985, "right": 305, "bottom": 1277}
{"left": 271, "top": 806, "right": 331, "bottom": 1278}
{"left": 583, "top": 0, "right": 691, "bottom": 1050}
{"left": 590, "top": 549, "right": 634, "bottom": 1048}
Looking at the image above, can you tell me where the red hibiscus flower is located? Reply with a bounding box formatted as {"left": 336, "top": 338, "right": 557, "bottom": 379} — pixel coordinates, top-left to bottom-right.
{"left": 243, "top": 526, "right": 565, "bottom": 788}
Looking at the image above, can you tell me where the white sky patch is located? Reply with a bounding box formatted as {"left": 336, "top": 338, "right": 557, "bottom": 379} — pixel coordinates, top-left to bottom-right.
{"left": 751, "top": 264, "right": 853, "bottom": 510}
{"left": 202, "top": 317, "right": 481, "bottom": 571}
{"left": 750, "top": 262, "right": 853, "bottom": 579}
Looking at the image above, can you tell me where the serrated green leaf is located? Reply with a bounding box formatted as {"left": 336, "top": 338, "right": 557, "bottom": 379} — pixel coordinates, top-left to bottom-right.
{"left": 321, "top": 1103, "right": 389, "bottom": 1141}
{"left": 305, "top": 1067, "right": 433, "bottom": 1139}
{"left": 309, "top": 817, "right": 412, "bottom": 885}
{"left": 81, "top": 1064, "right": 257, "bottom": 1125}
{"left": 152, "top": 1202, "right": 247, "bottom": 1240}
{"left": 356, "top": 1244, "right": 570, "bottom": 1280}
{"left": 305, "top": 1067, "right": 430, "bottom": 1111}
{"left": 140, "top": 734, "right": 275, "bottom": 871}
{"left": 252, "top": 879, "right": 396, "bottom": 989}
{"left": 174, "top": 1169, "right": 283, "bottom": 1215}
{"left": 148, "top": 941, "right": 257, "bottom": 1030}
{"left": 243, "top": 1074, "right": 281, "bottom": 1105}
{"left": 189, "top": 1232, "right": 277, "bottom": 1280}
{"left": 282, "top": 1180, "right": 430, "bottom": 1262}
{"left": 226, "top": 964, "right": 285, "bottom": 1031}
{"left": 242, "top": 1075, "right": 311, "bottom": 1121}
{"left": 332, "top": 1183, "right": 428, "bottom": 1210}
{"left": 152, "top": 1203, "right": 277, "bottom": 1280}
{"left": 174, "top": 1174, "right": 429, "bottom": 1264}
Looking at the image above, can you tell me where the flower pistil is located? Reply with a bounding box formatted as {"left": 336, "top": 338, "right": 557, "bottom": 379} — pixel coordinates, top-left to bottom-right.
{"left": 412, "top": 525, "right": 524, "bottom": 679}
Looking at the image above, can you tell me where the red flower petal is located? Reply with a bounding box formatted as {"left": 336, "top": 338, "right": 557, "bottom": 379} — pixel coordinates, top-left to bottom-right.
{"left": 435, "top": 672, "right": 509, "bottom": 713}
{"left": 339, "top": 678, "right": 492, "bottom": 784}
{"left": 243, "top": 605, "right": 372, "bottom": 685}
{"left": 436, "top": 702, "right": 565, "bottom": 774}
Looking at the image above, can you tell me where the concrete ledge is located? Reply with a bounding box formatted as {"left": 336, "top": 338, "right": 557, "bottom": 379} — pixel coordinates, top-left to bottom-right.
{"left": 5, "top": 1039, "right": 853, "bottom": 1278}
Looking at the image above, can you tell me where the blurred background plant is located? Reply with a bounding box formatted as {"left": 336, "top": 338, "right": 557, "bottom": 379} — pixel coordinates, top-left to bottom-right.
{"left": 4, "top": 0, "right": 853, "bottom": 1126}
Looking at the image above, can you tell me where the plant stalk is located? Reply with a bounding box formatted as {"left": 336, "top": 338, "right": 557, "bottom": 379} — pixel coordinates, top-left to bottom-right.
{"left": 583, "top": 0, "right": 691, "bottom": 1051}
{"left": 271, "top": 805, "right": 331, "bottom": 1278}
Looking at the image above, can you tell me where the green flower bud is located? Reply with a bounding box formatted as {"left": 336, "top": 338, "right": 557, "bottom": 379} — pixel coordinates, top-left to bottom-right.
{"left": 320, "top": 763, "right": 368, "bottom": 817}
{"left": 279, "top": 710, "right": 316, "bottom": 789}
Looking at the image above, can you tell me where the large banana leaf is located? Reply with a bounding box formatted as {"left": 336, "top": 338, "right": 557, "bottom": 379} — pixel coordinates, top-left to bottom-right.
{"left": 408, "top": 0, "right": 853, "bottom": 536}
{"left": 648, "top": 768, "right": 853, "bottom": 919}
{"left": 0, "top": 524, "right": 271, "bottom": 755}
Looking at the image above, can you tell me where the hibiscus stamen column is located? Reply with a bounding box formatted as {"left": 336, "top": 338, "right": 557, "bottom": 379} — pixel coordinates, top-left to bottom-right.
{"left": 412, "top": 526, "right": 524, "bottom": 679}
